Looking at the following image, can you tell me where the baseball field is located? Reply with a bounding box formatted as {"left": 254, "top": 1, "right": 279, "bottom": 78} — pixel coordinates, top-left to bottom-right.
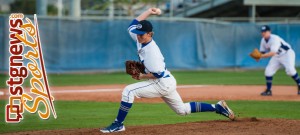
{"left": 1, "top": 69, "right": 300, "bottom": 134}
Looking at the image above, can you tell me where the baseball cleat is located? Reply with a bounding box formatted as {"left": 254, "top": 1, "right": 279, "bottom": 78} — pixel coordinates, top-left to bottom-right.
{"left": 215, "top": 100, "right": 235, "bottom": 120}
{"left": 100, "top": 121, "right": 125, "bottom": 133}
{"left": 298, "top": 86, "right": 300, "bottom": 95}
{"left": 261, "top": 90, "right": 272, "bottom": 96}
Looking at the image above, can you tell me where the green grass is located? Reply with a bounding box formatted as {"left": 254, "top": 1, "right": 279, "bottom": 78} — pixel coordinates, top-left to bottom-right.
{"left": 0, "top": 100, "right": 300, "bottom": 133}
{"left": 1, "top": 69, "right": 298, "bottom": 88}
{"left": 1, "top": 69, "right": 299, "bottom": 133}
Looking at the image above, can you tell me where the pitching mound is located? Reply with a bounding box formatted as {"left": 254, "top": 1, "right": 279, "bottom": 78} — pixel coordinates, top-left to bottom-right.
{"left": 6, "top": 118, "right": 300, "bottom": 135}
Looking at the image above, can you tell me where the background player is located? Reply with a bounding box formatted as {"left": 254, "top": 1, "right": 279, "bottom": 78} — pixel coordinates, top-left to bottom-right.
{"left": 100, "top": 8, "right": 235, "bottom": 133}
{"left": 259, "top": 25, "right": 300, "bottom": 96}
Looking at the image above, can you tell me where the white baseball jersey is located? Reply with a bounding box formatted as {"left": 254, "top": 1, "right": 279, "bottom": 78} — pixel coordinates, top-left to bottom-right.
{"left": 128, "top": 19, "right": 170, "bottom": 78}
{"left": 122, "top": 19, "right": 191, "bottom": 116}
{"left": 260, "top": 34, "right": 297, "bottom": 76}
{"left": 259, "top": 34, "right": 292, "bottom": 56}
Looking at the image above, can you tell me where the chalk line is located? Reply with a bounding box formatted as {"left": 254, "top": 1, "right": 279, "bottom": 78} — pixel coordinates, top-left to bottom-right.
{"left": 50, "top": 85, "right": 208, "bottom": 94}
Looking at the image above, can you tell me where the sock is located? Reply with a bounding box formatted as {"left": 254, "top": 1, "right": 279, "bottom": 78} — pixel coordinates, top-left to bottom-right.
{"left": 266, "top": 76, "right": 273, "bottom": 91}
{"left": 291, "top": 73, "right": 300, "bottom": 86}
{"left": 116, "top": 101, "right": 132, "bottom": 123}
{"left": 189, "top": 102, "right": 215, "bottom": 113}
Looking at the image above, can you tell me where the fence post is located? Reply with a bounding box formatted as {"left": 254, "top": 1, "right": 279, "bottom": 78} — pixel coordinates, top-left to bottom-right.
{"left": 249, "top": 4, "right": 256, "bottom": 23}
{"left": 70, "top": 0, "right": 81, "bottom": 18}
{"left": 36, "top": 0, "right": 48, "bottom": 16}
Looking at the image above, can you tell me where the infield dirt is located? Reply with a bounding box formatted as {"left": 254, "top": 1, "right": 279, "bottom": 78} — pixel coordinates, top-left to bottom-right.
{"left": 41, "top": 85, "right": 300, "bottom": 101}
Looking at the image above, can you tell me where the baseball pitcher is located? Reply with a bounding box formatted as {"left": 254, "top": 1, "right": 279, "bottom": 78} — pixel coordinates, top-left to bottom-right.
{"left": 100, "top": 8, "right": 235, "bottom": 133}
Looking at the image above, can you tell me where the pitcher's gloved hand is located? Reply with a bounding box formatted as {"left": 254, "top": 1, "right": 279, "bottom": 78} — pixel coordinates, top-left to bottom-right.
{"left": 125, "top": 60, "right": 146, "bottom": 79}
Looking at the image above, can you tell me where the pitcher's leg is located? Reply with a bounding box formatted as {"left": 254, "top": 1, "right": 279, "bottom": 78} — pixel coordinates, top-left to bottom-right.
{"left": 121, "top": 80, "right": 161, "bottom": 103}
{"left": 101, "top": 80, "right": 162, "bottom": 133}
{"left": 162, "top": 90, "right": 216, "bottom": 115}
{"left": 161, "top": 90, "right": 191, "bottom": 116}
{"left": 117, "top": 80, "right": 161, "bottom": 122}
{"left": 190, "top": 100, "right": 234, "bottom": 120}
{"left": 161, "top": 90, "right": 234, "bottom": 120}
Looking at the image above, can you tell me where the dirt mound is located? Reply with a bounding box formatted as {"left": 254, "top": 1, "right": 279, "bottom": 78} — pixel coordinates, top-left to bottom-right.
{"left": 6, "top": 118, "right": 300, "bottom": 135}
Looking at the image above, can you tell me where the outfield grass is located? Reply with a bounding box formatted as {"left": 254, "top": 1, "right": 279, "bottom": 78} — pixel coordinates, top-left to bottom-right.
{"left": 1, "top": 69, "right": 299, "bottom": 133}
{"left": 0, "top": 69, "right": 298, "bottom": 88}
{"left": 0, "top": 100, "right": 300, "bottom": 133}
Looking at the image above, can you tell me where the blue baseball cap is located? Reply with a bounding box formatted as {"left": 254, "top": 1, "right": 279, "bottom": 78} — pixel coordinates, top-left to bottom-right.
{"left": 131, "top": 20, "right": 153, "bottom": 35}
{"left": 261, "top": 25, "right": 271, "bottom": 32}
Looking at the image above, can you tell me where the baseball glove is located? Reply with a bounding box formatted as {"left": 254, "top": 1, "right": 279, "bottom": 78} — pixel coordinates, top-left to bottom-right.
{"left": 125, "top": 60, "right": 146, "bottom": 77}
{"left": 249, "top": 48, "right": 262, "bottom": 60}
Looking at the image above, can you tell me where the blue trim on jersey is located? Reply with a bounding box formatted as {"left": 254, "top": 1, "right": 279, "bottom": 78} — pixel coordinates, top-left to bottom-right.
{"left": 128, "top": 19, "right": 139, "bottom": 32}
{"left": 163, "top": 75, "right": 170, "bottom": 78}
{"left": 142, "top": 39, "right": 152, "bottom": 48}
{"left": 280, "top": 42, "right": 290, "bottom": 51}
{"left": 152, "top": 71, "right": 165, "bottom": 78}
{"left": 264, "top": 37, "right": 270, "bottom": 43}
{"left": 140, "top": 60, "right": 145, "bottom": 73}
{"left": 129, "top": 19, "right": 139, "bottom": 27}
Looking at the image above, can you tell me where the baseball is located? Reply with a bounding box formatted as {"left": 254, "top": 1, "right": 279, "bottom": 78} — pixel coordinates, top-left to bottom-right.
{"left": 152, "top": 8, "right": 161, "bottom": 15}
{"left": 155, "top": 8, "right": 162, "bottom": 15}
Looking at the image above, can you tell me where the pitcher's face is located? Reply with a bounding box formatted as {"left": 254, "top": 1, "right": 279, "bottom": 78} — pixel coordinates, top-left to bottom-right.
{"left": 137, "top": 32, "right": 152, "bottom": 44}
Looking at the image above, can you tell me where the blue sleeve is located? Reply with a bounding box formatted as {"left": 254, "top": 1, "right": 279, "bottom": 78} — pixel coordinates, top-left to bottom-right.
{"left": 129, "top": 19, "right": 139, "bottom": 26}
{"left": 127, "top": 19, "right": 139, "bottom": 41}
{"left": 128, "top": 19, "right": 139, "bottom": 28}
{"left": 152, "top": 71, "right": 165, "bottom": 78}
